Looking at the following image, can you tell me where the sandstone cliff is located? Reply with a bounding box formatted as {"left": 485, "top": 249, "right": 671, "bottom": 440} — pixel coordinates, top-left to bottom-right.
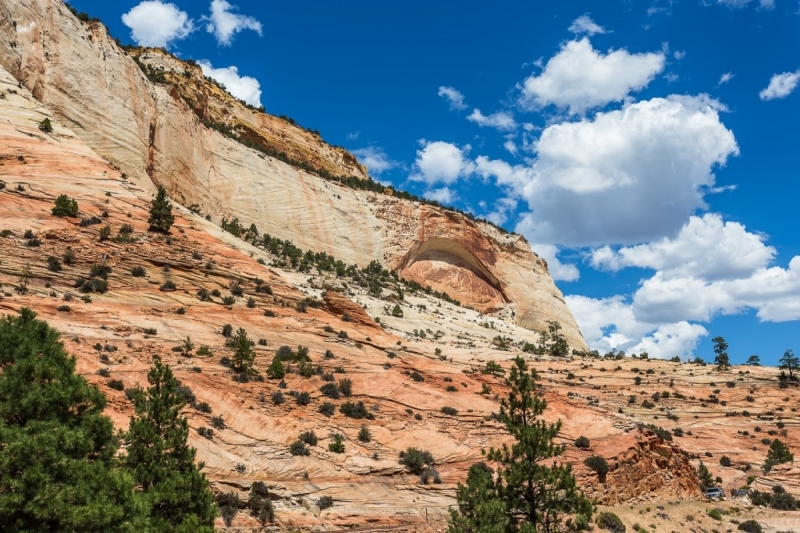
{"left": 0, "top": 0, "right": 587, "bottom": 351}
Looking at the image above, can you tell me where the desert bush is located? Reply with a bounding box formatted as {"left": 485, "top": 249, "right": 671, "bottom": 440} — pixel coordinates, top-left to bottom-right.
{"left": 575, "top": 436, "right": 591, "bottom": 449}
{"left": 319, "top": 402, "right": 335, "bottom": 417}
{"left": 290, "top": 441, "right": 310, "bottom": 456}
{"left": 399, "top": 447, "right": 434, "bottom": 475}
{"left": 340, "top": 401, "right": 374, "bottom": 419}
{"left": 358, "top": 425, "right": 371, "bottom": 443}
{"left": 440, "top": 406, "right": 458, "bottom": 416}
{"left": 738, "top": 520, "right": 762, "bottom": 533}
{"left": 328, "top": 434, "right": 345, "bottom": 453}
{"left": 52, "top": 194, "right": 78, "bottom": 217}
{"left": 596, "top": 512, "right": 626, "bottom": 532}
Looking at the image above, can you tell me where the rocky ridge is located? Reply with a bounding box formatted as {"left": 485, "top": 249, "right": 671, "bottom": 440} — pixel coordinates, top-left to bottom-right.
{"left": 0, "top": 0, "right": 586, "bottom": 350}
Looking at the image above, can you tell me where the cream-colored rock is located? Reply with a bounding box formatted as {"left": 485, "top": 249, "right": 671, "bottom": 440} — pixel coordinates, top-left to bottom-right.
{"left": 0, "top": 0, "right": 587, "bottom": 351}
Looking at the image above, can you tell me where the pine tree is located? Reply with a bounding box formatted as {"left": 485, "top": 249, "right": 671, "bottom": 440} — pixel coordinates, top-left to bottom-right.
{"left": 449, "top": 356, "right": 593, "bottom": 532}
{"left": 697, "top": 460, "right": 714, "bottom": 490}
{"left": 779, "top": 349, "right": 799, "bottom": 381}
{"left": 231, "top": 327, "right": 256, "bottom": 374}
{"left": 448, "top": 462, "right": 509, "bottom": 533}
{"left": 148, "top": 185, "right": 174, "bottom": 233}
{"left": 547, "top": 321, "right": 568, "bottom": 357}
{"left": 0, "top": 308, "right": 137, "bottom": 531}
{"left": 123, "top": 357, "right": 216, "bottom": 532}
{"left": 712, "top": 336, "right": 730, "bottom": 371}
{"left": 764, "top": 439, "right": 794, "bottom": 473}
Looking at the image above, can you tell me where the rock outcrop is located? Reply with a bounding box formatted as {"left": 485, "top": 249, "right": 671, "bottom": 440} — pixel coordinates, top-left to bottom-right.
{"left": 0, "top": 0, "right": 587, "bottom": 351}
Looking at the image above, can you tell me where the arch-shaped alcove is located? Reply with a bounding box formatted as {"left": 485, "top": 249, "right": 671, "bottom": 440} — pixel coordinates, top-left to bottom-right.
{"left": 399, "top": 237, "right": 507, "bottom": 312}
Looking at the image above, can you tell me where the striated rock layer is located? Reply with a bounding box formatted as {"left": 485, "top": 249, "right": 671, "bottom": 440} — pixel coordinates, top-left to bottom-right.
{"left": 0, "top": 0, "right": 586, "bottom": 351}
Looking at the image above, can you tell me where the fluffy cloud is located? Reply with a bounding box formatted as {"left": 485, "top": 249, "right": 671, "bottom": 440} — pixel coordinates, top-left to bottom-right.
{"left": 568, "top": 15, "right": 606, "bottom": 36}
{"left": 567, "top": 214, "right": 800, "bottom": 357}
{"left": 519, "top": 38, "right": 665, "bottom": 114}
{"left": 499, "top": 95, "right": 738, "bottom": 247}
{"left": 467, "top": 109, "right": 517, "bottom": 131}
{"left": 633, "top": 258, "right": 800, "bottom": 323}
{"left": 198, "top": 61, "right": 262, "bottom": 107}
{"left": 121, "top": 1, "right": 193, "bottom": 48}
{"left": 409, "top": 141, "right": 475, "bottom": 186}
{"left": 565, "top": 294, "right": 709, "bottom": 358}
{"left": 352, "top": 147, "right": 397, "bottom": 175}
{"left": 590, "top": 214, "right": 775, "bottom": 280}
{"left": 423, "top": 187, "right": 458, "bottom": 204}
{"left": 438, "top": 86, "right": 467, "bottom": 110}
{"left": 759, "top": 70, "right": 800, "bottom": 101}
{"left": 205, "top": 0, "right": 262, "bottom": 46}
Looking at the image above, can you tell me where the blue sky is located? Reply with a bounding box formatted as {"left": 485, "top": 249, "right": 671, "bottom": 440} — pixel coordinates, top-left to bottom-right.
{"left": 73, "top": 0, "right": 799, "bottom": 365}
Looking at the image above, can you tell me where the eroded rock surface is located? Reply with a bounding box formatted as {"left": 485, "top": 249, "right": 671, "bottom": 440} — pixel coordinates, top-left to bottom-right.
{"left": 0, "top": 0, "right": 586, "bottom": 350}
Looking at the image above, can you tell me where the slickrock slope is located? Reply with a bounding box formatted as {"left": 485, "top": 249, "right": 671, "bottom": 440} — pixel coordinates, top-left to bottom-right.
{"left": 0, "top": 64, "right": 704, "bottom": 530}
{"left": 0, "top": 0, "right": 587, "bottom": 351}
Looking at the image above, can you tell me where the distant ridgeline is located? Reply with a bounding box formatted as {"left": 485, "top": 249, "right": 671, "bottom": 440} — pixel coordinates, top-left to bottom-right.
{"left": 120, "top": 44, "right": 512, "bottom": 236}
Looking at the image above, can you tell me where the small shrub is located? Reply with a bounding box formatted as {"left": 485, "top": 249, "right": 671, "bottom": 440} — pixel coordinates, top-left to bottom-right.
{"left": 290, "top": 441, "right": 310, "bottom": 456}
{"left": 320, "top": 383, "right": 340, "bottom": 399}
{"left": 210, "top": 416, "right": 226, "bottom": 430}
{"left": 440, "top": 406, "right": 458, "bottom": 416}
{"left": 51, "top": 194, "right": 78, "bottom": 217}
{"left": 575, "top": 436, "right": 591, "bottom": 449}
{"left": 338, "top": 378, "right": 353, "bottom": 396}
{"left": 358, "top": 425, "right": 371, "bottom": 443}
{"left": 720, "top": 455, "right": 732, "bottom": 467}
{"left": 409, "top": 371, "right": 424, "bottom": 382}
{"left": 317, "top": 496, "right": 333, "bottom": 510}
{"left": 160, "top": 280, "right": 176, "bottom": 292}
{"left": 707, "top": 508, "right": 722, "bottom": 521}
{"left": 319, "top": 402, "right": 335, "bottom": 416}
{"left": 340, "top": 401, "right": 374, "bottom": 419}
{"left": 197, "top": 402, "right": 212, "bottom": 414}
{"left": 271, "top": 391, "right": 285, "bottom": 405}
{"left": 299, "top": 431, "right": 318, "bottom": 446}
{"left": 296, "top": 391, "right": 311, "bottom": 406}
{"left": 131, "top": 266, "right": 146, "bottom": 277}
{"left": 399, "top": 447, "right": 434, "bottom": 475}
{"left": 107, "top": 379, "right": 125, "bottom": 391}
{"left": 328, "top": 434, "right": 345, "bottom": 453}
{"left": 596, "top": 511, "right": 626, "bottom": 532}
{"left": 584, "top": 455, "right": 609, "bottom": 479}
{"left": 738, "top": 520, "right": 763, "bottom": 533}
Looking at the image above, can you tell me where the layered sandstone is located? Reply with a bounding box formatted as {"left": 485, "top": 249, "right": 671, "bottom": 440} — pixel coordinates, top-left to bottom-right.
{"left": 0, "top": 0, "right": 587, "bottom": 351}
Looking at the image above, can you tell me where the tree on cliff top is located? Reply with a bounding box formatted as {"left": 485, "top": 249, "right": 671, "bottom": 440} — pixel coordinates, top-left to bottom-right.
{"left": 0, "top": 308, "right": 137, "bottom": 531}
{"left": 449, "top": 356, "right": 593, "bottom": 532}
{"left": 148, "top": 185, "right": 174, "bottom": 233}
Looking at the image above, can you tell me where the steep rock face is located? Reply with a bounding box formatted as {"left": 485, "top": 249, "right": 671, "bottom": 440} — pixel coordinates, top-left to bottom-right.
{"left": 0, "top": 0, "right": 587, "bottom": 351}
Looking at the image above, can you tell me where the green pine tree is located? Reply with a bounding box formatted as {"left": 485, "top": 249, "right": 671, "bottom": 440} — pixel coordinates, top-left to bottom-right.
{"left": 51, "top": 194, "right": 79, "bottom": 217}
{"left": 712, "top": 336, "right": 730, "bottom": 371}
{"left": 449, "top": 356, "right": 593, "bottom": 532}
{"left": 231, "top": 327, "right": 256, "bottom": 374}
{"left": 448, "top": 462, "right": 509, "bottom": 533}
{"left": 148, "top": 185, "right": 175, "bottom": 233}
{"left": 123, "top": 357, "right": 217, "bottom": 532}
{"left": 697, "top": 460, "right": 714, "bottom": 490}
{"left": 764, "top": 439, "right": 794, "bottom": 473}
{"left": 0, "top": 308, "right": 138, "bottom": 532}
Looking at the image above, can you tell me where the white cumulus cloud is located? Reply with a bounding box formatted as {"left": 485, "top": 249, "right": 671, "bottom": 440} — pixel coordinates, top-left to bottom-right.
{"left": 467, "top": 109, "right": 517, "bottom": 131}
{"left": 424, "top": 187, "right": 458, "bottom": 204}
{"left": 568, "top": 15, "right": 606, "bottom": 36}
{"left": 438, "top": 86, "right": 467, "bottom": 110}
{"left": 409, "top": 141, "right": 475, "bottom": 186}
{"left": 352, "top": 147, "right": 397, "bottom": 175}
{"left": 759, "top": 70, "right": 800, "bottom": 101}
{"left": 121, "top": 1, "right": 193, "bottom": 48}
{"left": 519, "top": 38, "right": 665, "bottom": 114}
{"left": 590, "top": 214, "right": 775, "bottom": 280}
{"left": 505, "top": 95, "right": 738, "bottom": 247}
{"left": 198, "top": 61, "right": 262, "bottom": 107}
{"left": 205, "top": 0, "right": 262, "bottom": 46}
